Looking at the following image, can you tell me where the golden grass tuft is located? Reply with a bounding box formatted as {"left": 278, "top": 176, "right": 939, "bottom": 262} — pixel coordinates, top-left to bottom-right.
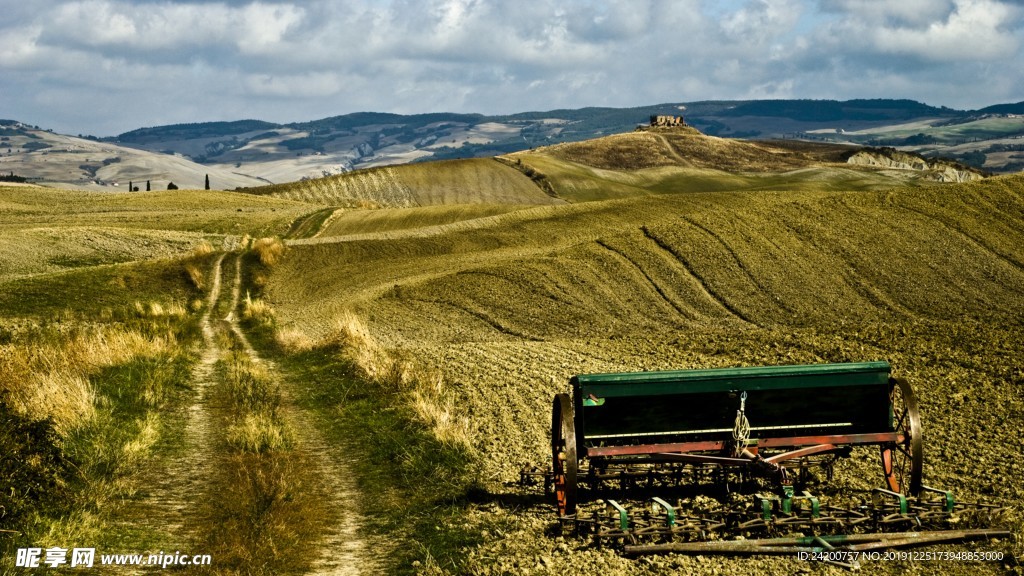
{"left": 0, "top": 325, "right": 172, "bottom": 434}
{"left": 121, "top": 413, "right": 161, "bottom": 465}
{"left": 226, "top": 413, "right": 295, "bottom": 453}
{"left": 16, "top": 370, "right": 97, "bottom": 435}
{"left": 326, "top": 311, "right": 472, "bottom": 449}
{"left": 184, "top": 262, "right": 205, "bottom": 290}
{"left": 133, "top": 299, "right": 187, "bottom": 319}
{"left": 148, "top": 301, "right": 165, "bottom": 317}
{"left": 191, "top": 240, "right": 214, "bottom": 257}
{"left": 253, "top": 237, "right": 285, "bottom": 267}
{"left": 274, "top": 326, "right": 316, "bottom": 354}
{"left": 243, "top": 292, "right": 275, "bottom": 328}
{"left": 409, "top": 368, "right": 473, "bottom": 449}
{"left": 324, "top": 312, "right": 390, "bottom": 381}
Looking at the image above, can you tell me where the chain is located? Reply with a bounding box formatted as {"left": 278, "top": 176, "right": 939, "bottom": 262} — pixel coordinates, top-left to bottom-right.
{"left": 732, "top": 391, "right": 750, "bottom": 457}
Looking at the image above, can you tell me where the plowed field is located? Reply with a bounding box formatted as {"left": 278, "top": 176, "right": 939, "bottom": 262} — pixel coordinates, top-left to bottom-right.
{"left": 266, "top": 173, "right": 1024, "bottom": 574}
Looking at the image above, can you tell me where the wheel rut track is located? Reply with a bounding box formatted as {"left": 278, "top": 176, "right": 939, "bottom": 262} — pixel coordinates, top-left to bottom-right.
{"left": 107, "top": 253, "right": 227, "bottom": 570}
{"left": 594, "top": 238, "right": 697, "bottom": 321}
{"left": 673, "top": 214, "right": 799, "bottom": 318}
{"left": 772, "top": 217, "right": 918, "bottom": 321}
{"left": 640, "top": 225, "right": 756, "bottom": 325}
{"left": 223, "top": 253, "right": 375, "bottom": 576}
{"left": 408, "top": 295, "right": 546, "bottom": 342}
{"left": 896, "top": 201, "right": 1024, "bottom": 275}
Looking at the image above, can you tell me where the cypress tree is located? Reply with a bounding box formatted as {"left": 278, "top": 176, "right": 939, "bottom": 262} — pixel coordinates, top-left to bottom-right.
{"left": 146, "top": 180, "right": 151, "bottom": 191}
{"left": 205, "top": 174, "right": 210, "bottom": 190}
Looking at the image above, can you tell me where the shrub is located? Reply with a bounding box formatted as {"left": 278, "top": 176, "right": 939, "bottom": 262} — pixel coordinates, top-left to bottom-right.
{"left": 0, "top": 399, "right": 70, "bottom": 533}
{"left": 252, "top": 237, "right": 285, "bottom": 267}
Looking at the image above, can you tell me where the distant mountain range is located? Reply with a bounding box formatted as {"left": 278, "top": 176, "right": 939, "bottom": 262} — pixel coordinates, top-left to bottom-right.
{"left": 2, "top": 99, "right": 1022, "bottom": 189}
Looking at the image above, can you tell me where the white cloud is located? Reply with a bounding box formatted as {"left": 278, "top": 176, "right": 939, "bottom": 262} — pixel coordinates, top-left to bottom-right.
{"left": 817, "top": 0, "right": 1020, "bottom": 61}
{"left": 234, "top": 3, "right": 306, "bottom": 55}
{"left": 0, "top": 0, "right": 1021, "bottom": 135}
{"left": 243, "top": 71, "right": 343, "bottom": 98}
{"left": 820, "top": 0, "right": 957, "bottom": 27}
{"left": 872, "top": 0, "right": 1019, "bottom": 60}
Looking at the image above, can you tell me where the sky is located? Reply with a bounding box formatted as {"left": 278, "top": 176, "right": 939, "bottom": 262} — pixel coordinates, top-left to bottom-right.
{"left": 2, "top": 0, "right": 1023, "bottom": 136}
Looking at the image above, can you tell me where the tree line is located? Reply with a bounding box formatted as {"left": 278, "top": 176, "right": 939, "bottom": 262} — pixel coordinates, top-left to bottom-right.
{"left": 127, "top": 174, "right": 210, "bottom": 191}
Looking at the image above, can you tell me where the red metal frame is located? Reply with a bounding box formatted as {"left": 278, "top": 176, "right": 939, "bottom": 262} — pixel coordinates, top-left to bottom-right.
{"left": 585, "top": 432, "right": 903, "bottom": 459}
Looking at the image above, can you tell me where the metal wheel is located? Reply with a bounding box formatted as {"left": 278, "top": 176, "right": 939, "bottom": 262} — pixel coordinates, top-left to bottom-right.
{"left": 551, "top": 393, "right": 578, "bottom": 516}
{"left": 880, "top": 377, "right": 923, "bottom": 496}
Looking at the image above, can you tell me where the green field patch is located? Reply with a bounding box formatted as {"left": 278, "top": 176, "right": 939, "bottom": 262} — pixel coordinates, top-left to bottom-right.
{"left": 0, "top": 253, "right": 213, "bottom": 318}
{"left": 318, "top": 203, "right": 533, "bottom": 238}
{"left": 0, "top": 185, "right": 316, "bottom": 236}
{"left": 246, "top": 157, "right": 560, "bottom": 208}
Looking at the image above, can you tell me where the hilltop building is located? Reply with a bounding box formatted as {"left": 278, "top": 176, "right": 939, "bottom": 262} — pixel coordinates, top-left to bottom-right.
{"left": 650, "top": 115, "right": 685, "bottom": 127}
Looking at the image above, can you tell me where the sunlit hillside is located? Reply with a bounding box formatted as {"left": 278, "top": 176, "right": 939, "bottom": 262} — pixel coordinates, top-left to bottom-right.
{"left": 264, "top": 162, "right": 1024, "bottom": 574}
{"left": 2, "top": 125, "right": 1021, "bottom": 576}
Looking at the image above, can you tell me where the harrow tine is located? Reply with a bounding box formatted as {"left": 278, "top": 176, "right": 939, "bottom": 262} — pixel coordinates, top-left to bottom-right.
{"left": 622, "top": 529, "right": 1013, "bottom": 557}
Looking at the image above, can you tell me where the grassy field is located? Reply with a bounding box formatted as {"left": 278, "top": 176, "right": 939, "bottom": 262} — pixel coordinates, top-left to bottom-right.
{"left": 316, "top": 204, "right": 534, "bottom": 238}
{"left": 263, "top": 168, "right": 1024, "bottom": 574}
{"left": 846, "top": 115, "right": 1024, "bottom": 145}
{"left": 2, "top": 126, "right": 1023, "bottom": 575}
{"left": 499, "top": 129, "right": 963, "bottom": 203}
{"left": 0, "top": 185, "right": 315, "bottom": 286}
{"left": 247, "top": 157, "right": 563, "bottom": 208}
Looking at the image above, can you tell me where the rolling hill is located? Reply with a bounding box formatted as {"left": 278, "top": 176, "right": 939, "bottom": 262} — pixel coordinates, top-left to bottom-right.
{"left": 251, "top": 127, "right": 1023, "bottom": 575}
{"left": 1, "top": 119, "right": 1022, "bottom": 576}
{"left": 0, "top": 122, "right": 272, "bottom": 190}
{"left": 3, "top": 99, "right": 1021, "bottom": 191}
{"left": 232, "top": 126, "right": 984, "bottom": 211}
{"left": 246, "top": 157, "right": 562, "bottom": 208}
{"left": 263, "top": 172, "right": 1024, "bottom": 576}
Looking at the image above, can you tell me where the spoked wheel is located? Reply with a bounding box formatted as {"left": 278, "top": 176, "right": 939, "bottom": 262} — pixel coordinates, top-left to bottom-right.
{"left": 551, "top": 393, "right": 578, "bottom": 517}
{"left": 880, "top": 377, "right": 923, "bottom": 496}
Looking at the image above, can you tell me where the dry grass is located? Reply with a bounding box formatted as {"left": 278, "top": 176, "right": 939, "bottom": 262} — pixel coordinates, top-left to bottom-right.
{"left": 120, "top": 412, "right": 161, "bottom": 466}
{"left": 242, "top": 292, "right": 275, "bottom": 328}
{"left": 0, "top": 325, "right": 174, "bottom": 434}
{"left": 199, "top": 452, "right": 328, "bottom": 575}
{"left": 327, "top": 311, "right": 473, "bottom": 449}
{"left": 201, "top": 340, "right": 324, "bottom": 574}
{"left": 184, "top": 241, "right": 215, "bottom": 290}
{"left": 218, "top": 348, "right": 293, "bottom": 455}
{"left": 184, "top": 262, "right": 206, "bottom": 290}
{"left": 191, "top": 240, "right": 214, "bottom": 257}
{"left": 226, "top": 412, "right": 295, "bottom": 453}
{"left": 273, "top": 326, "right": 316, "bottom": 354}
{"left": 252, "top": 237, "right": 285, "bottom": 267}
{"left": 133, "top": 299, "right": 187, "bottom": 319}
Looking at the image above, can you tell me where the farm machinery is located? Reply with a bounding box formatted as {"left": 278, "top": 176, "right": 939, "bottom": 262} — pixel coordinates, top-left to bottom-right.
{"left": 528, "top": 361, "right": 1010, "bottom": 562}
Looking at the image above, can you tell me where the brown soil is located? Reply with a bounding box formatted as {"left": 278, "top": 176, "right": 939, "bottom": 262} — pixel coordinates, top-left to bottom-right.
{"left": 266, "top": 174, "right": 1024, "bottom": 575}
